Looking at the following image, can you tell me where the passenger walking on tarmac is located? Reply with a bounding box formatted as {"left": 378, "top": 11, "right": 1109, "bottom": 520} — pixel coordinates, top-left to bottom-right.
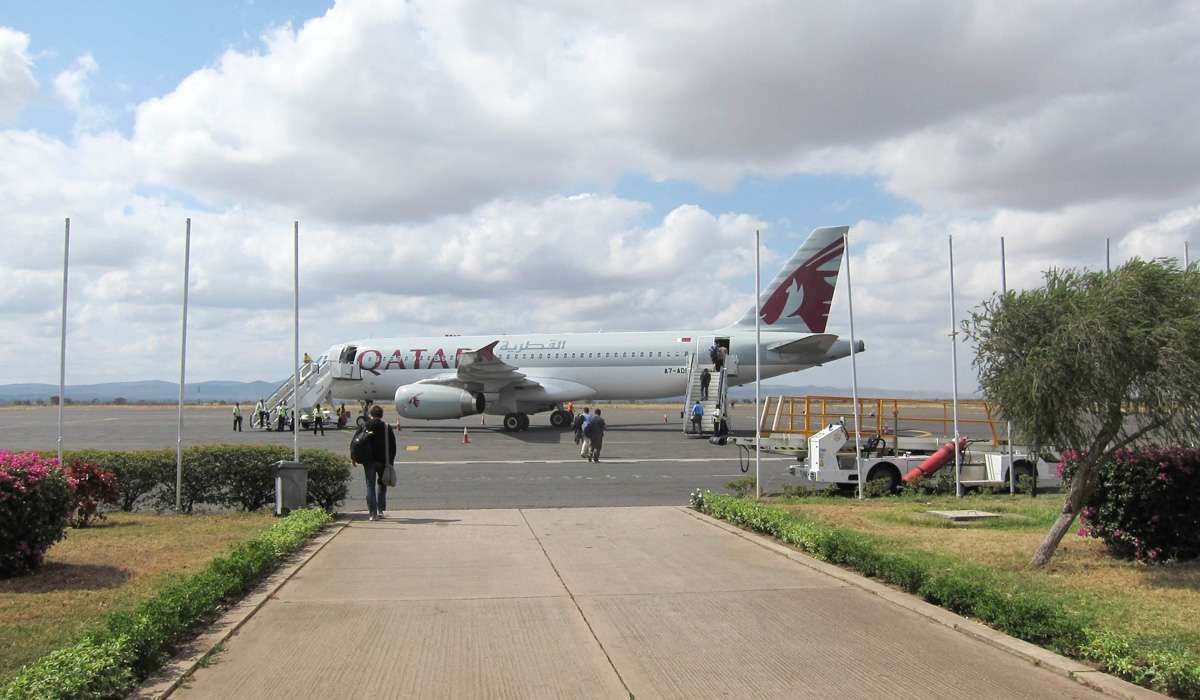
{"left": 255, "top": 399, "right": 267, "bottom": 430}
{"left": 312, "top": 402, "right": 325, "bottom": 436}
{"left": 572, "top": 407, "right": 590, "bottom": 450}
{"left": 578, "top": 408, "right": 593, "bottom": 459}
{"left": 232, "top": 403, "right": 243, "bottom": 432}
{"left": 362, "top": 404, "right": 396, "bottom": 521}
{"left": 690, "top": 400, "right": 704, "bottom": 434}
{"left": 338, "top": 402, "right": 349, "bottom": 429}
{"left": 700, "top": 367, "right": 711, "bottom": 401}
{"left": 587, "top": 409, "right": 607, "bottom": 463}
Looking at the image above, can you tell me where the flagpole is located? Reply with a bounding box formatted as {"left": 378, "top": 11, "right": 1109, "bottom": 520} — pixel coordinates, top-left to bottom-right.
{"left": 949, "top": 235, "right": 962, "bottom": 498}
{"left": 845, "top": 229, "right": 863, "bottom": 498}
{"left": 754, "top": 229, "right": 761, "bottom": 500}
{"left": 293, "top": 221, "right": 300, "bottom": 463}
{"left": 57, "top": 218, "right": 70, "bottom": 465}
{"left": 176, "top": 218, "right": 191, "bottom": 512}
{"left": 1002, "top": 236, "right": 1014, "bottom": 495}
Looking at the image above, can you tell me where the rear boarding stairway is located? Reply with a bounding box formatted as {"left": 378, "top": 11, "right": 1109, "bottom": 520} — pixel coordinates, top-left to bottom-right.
{"left": 682, "top": 352, "right": 730, "bottom": 436}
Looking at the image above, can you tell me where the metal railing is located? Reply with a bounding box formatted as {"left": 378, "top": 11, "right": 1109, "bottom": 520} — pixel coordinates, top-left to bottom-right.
{"left": 757, "top": 394, "right": 1002, "bottom": 446}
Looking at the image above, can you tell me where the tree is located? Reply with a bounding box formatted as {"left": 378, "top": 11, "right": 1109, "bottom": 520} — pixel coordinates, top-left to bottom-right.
{"left": 966, "top": 259, "right": 1200, "bottom": 567}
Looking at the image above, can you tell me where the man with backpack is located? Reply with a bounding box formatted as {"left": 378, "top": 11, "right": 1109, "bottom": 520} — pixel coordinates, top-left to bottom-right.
{"left": 690, "top": 400, "right": 704, "bottom": 434}
{"left": 351, "top": 404, "right": 396, "bottom": 521}
{"left": 577, "top": 407, "right": 593, "bottom": 459}
{"left": 572, "top": 407, "right": 590, "bottom": 451}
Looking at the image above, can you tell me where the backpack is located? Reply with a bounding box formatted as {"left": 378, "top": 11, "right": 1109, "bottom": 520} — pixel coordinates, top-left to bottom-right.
{"left": 582, "top": 419, "right": 594, "bottom": 438}
{"left": 350, "top": 425, "right": 374, "bottom": 464}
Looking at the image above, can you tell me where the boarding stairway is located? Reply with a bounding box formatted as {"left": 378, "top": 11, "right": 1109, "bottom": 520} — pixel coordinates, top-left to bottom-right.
{"left": 263, "top": 359, "right": 334, "bottom": 419}
{"left": 682, "top": 353, "right": 729, "bottom": 436}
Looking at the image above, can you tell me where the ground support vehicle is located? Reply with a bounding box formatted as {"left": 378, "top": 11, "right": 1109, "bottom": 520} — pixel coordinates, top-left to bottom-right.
{"left": 780, "top": 420, "right": 1061, "bottom": 492}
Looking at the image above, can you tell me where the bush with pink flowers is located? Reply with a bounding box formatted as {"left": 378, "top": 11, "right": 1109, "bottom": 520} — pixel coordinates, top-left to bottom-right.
{"left": 63, "top": 460, "right": 120, "bottom": 528}
{"left": 1061, "top": 448, "right": 1200, "bottom": 563}
{"left": 0, "top": 451, "right": 73, "bottom": 577}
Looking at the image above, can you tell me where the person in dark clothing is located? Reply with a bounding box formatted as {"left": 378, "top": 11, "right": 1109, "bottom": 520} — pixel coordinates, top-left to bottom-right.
{"left": 715, "top": 345, "right": 726, "bottom": 372}
{"left": 363, "top": 404, "right": 396, "bottom": 521}
{"left": 699, "top": 367, "right": 711, "bottom": 401}
{"left": 587, "top": 409, "right": 607, "bottom": 462}
{"left": 690, "top": 401, "right": 704, "bottom": 434}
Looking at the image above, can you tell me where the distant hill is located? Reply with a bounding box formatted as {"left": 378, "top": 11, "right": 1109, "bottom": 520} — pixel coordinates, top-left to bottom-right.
{"left": 0, "top": 380, "right": 283, "bottom": 404}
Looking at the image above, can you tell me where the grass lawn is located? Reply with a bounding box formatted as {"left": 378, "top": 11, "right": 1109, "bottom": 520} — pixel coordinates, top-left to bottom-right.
{"left": 772, "top": 493, "right": 1200, "bottom": 658}
{"left": 0, "top": 511, "right": 274, "bottom": 683}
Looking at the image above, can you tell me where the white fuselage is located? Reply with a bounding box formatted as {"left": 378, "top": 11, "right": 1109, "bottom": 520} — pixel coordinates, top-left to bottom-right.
{"left": 327, "top": 329, "right": 851, "bottom": 413}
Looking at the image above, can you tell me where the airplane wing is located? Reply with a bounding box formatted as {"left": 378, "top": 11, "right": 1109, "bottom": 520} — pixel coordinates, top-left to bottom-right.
{"left": 768, "top": 333, "right": 838, "bottom": 357}
{"left": 417, "top": 341, "right": 537, "bottom": 392}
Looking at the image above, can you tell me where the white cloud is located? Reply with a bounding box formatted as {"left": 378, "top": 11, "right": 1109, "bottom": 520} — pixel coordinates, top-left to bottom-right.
{"left": 53, "top": 53, "right": 112, "bottom": 133}
{"left": 0, "top": 27, "right": 36, "bottom": 120}
{"left": 4, "top": 2, "right": 1200, "bottom": 394}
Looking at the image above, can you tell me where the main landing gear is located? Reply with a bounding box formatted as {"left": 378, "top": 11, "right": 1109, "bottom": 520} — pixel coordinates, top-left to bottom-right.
{"left": 503, "top": 413, "right": 530, "bottom": 431}
{"left": 548, "top": 408, "right": 574, "bottom": 429}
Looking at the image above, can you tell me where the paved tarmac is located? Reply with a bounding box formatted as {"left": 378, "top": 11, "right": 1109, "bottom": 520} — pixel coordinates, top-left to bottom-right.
{"left": 1, "top": 405, "right": 783, "bottom": 509}
{"left": 173, "top": 506, "right": 1103, "bottom": 699}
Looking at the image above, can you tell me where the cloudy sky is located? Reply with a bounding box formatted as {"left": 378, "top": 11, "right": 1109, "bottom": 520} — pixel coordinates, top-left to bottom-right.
{"left": 1, "top": 1, "right": 1198, "bottom": 392}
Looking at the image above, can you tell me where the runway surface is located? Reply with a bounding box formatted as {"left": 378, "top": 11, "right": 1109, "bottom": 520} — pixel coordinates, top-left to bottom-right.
{"left": 1, "top": 405, "right": 779, "bottom": 509}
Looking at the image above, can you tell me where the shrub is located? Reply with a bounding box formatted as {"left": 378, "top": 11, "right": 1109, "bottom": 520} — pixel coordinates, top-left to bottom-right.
{"left": 2, "top": 508, "right": 332, "bottom": 699}
{"left": 0, "top": 451, "right": 73, "bottom": 577}
{"left": 80, "top": 450, "right": 172, "bottom": 511}
{"left": 63, "top": 460, "right": 120, "bottom": 528}
{"left": 303, "top": 449, "right": 351, "bottom": 512}
{"left": 724, "top": 476, "right": 756, "bottom": 498}
{"left": 52, "top": 447, "right": 351, "bottom": 514}
{"left": 154, "top": 448, "right": 225, "bottom": 512}
{"left": 1063, "top": 448, "right": 1200, "bottom": 563}
{"left": 862, "top": 477, "right": 894, "bottom": 498}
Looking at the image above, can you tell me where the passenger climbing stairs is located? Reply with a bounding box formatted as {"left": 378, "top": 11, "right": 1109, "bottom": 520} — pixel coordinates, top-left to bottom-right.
{"left": 682, "top": 353, "right": 728, "bottom": 436}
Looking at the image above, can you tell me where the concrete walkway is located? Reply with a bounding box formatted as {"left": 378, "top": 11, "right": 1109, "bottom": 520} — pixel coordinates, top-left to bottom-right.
{"left": 175, "top": 507, "right": 1105, "bottom": 699}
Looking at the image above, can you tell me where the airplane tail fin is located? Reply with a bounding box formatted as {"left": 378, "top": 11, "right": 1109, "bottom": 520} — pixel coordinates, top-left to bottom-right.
{"left": 733, "top": 226, "right": 848, "bottom": 333}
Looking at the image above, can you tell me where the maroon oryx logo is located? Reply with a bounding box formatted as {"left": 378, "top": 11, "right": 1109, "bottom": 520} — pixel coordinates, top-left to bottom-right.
{"left": 759, "top": 238, "right": 843, "bottom": 331}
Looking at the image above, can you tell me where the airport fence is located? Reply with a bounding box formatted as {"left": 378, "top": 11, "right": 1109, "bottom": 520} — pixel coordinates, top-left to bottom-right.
{"left": 49, "top": 446, "right": 351, "bottom": 513}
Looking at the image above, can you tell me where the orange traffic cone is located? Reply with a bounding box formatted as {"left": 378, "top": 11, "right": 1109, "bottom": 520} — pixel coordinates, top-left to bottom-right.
{"left": 462, "top": 427, "right": 470, "bottom": 444}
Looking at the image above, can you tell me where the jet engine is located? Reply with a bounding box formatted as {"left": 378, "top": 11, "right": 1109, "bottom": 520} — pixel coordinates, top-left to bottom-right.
{"left": 394, "top": 384, "right": 484, "bottom": 420}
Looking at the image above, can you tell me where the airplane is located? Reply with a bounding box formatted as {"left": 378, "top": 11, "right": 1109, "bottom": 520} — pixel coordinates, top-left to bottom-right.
{"left": 318, "top": 226, "right": 863, "bottom": 431}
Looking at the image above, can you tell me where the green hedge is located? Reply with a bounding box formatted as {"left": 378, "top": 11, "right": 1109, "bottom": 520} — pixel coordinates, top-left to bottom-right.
{"left": 1, "top": 508, "right": 332, "bottom": 699}
{"left": 55, "top": 447, "right": 351, "bottom": 513}
{"left": 691, "top": 491, "right": 1200, "bottom": 699}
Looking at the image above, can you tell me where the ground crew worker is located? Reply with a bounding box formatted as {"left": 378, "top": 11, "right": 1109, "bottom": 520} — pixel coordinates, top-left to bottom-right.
{"left": 276, "top": 405, "right": 287, "bottom": 432}
{"left": 312, "top": 402, "right": 325, "bottom": 436}
{"left": 232, "top": 403, "right": 243, "bottom": 432}
{"left": 303, "top": 351, "right": 313, "bottom": 365}
{"left": 255, "top": 399, "right": 267, "bottom": 430}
